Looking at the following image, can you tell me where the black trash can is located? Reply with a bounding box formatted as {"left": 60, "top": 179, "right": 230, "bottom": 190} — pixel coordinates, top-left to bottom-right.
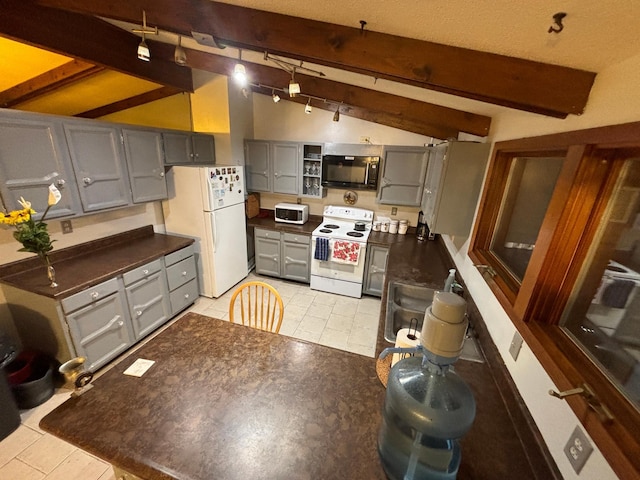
{"left": 0, "top": 330, "right": 20, "bottom": 441}
{"left": 8, "top": 352, "right": 55, "bottom": 410}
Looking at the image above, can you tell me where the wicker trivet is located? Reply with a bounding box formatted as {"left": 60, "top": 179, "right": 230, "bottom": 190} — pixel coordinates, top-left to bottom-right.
{"left": 375, "top": 354, "right": 392, "bottom": 388}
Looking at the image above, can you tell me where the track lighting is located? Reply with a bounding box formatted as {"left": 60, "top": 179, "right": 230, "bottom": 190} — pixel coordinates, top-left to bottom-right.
{"left": 132, "top": 10, "right": 157, "bottom": 62}
{"left": 137, "top": 37, "right": 150, "bottom": 62}
{"left": 272, "top": 90, "right": 281, "bottom": 103}
{"left": 233, "top": 49, "right": 247, "bottom": 85}
{"left": 174, "top": 35, "right": 187, "bottom": 66}
{"left": 333, "top": 106, "right": 340, "bottom": 122}
{"left": 288, "top": 68, "right": 301, "bottom": 97}
{"left": 305, "top": 99, "right": 312, "bottom": 114}
{"left": 233, "top": 64, "right": 247, "bottom": 84}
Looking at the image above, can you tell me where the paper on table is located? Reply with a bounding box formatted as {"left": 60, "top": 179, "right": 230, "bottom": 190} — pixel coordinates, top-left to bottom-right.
{"left": 123, "top": 359, "right": 155, "bottom": 377}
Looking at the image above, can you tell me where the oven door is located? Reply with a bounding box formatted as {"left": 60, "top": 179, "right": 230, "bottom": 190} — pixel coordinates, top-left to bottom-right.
{"left": 310, "top": 237, "right": 367, "bottom": 297}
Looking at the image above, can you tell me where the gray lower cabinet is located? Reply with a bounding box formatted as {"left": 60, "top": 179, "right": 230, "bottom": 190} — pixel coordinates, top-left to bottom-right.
{"left": 164, "top": 245, "right": 198, "bottom": 315}
{"left": 163, "top": 131, "right": 216, "bottom": 165}
{"left": 122, "top": 128, "right": 168, "bottom": 203}
{"left": 255, "top": 228, "right": 310, "bottom": 283}
{"left": 63, "top": 122, "right": 132, "bottom": 212}
{"left": 255, "top": 228, "right": 281, "bottom": 277}
{"left": 6, "top": 245, "right": 199, "bottom": 373}
{"left": 363, "top": 245, "right": 390, "bottom": 297}
{"left": 282, "top": 233, "right": 311, "bottom": 282}
{"left": 62, "top": 278, "right": 134, "bottom": 372}
{"left": 377, "top": 146, "right": 429, "bottom": 206}
{"left": 0, "top": 111, "right": 81, "bottom": 219}
{"left": 123, "top": 258, "right": 171, "bottom": 341}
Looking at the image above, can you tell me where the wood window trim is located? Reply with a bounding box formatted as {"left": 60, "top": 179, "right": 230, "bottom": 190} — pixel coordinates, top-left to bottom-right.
{"left": 469, "top": 122, "right": 640, "bottom": 478}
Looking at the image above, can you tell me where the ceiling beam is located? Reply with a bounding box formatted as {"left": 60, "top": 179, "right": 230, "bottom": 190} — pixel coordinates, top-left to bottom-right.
{"left": 75, "top": 86, "right": 184, "bottom": 119}
{"left": 0, "top": 59, "right": 104, "bottom": 108}
{"left": 37, "top": 0, "right": 596, "bottom": 118}
{"left": 1, "top": 0, "right": 193, "bottom": 92}
{"left": 183, "top": 49, "right": 491, "bottom": 139}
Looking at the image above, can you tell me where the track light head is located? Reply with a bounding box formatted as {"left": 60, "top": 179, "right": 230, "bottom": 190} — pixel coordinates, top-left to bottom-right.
{"left": 174, "top": 36, "right": 187, "bottom": 66}
{"left": 288, "top": 79, "right": 300, "bottom": 97}
{"left": 233, "top": 63, "right": 247, "bottom": 85}
{"left": 333, "top": 107, "right": 340, "bottom": 122}
{"left": 272, "top": 90, "right": 281, "bottom": 103}
{"left": 305, "top": 99, "right": 312, "bottom": 114}
{"left": 137, "top": 37, "right": 150, "bottom": 62}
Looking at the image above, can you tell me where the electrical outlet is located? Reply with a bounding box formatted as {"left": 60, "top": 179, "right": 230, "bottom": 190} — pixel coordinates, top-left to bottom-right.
{"left": 296, "top": 197, "right": 302, "bottom": 204}
{"left": 564, "top": 426, "right": 593, "bottom": 474}
{"left": 61, "top": 220, "right": 73, "bottom": 234}
{"left": 509, "top": 330, "right": 523, "bottom": 361}
{"left": 391, "top": 207, "right": 397, "bottom": 215}
{"left": 359, "top": 136, "right": 370, "bottom": 144}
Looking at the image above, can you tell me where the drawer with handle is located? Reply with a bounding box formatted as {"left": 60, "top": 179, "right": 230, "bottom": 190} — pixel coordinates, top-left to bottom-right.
{"left": 164, "top": 245, "right": 195, "bottom": 267}
{"left": 166, "top": 256, "right": 197, "bottom": 291}
{"left": 170, "top": 278, "right": 198, "bottom": 314}
{"left": 122, "top": 258, "right": 164, "bottom": 286}
{"left": 61, "top": 277, "right": 119, "bottom": 314}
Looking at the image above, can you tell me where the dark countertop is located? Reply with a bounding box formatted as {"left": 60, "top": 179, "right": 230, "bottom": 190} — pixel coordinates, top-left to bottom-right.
{"left": 41, "top": 313, "right": 388, "bottom": 480}
{"left": 0, "top": 226, "right": 193, "bottom": 300}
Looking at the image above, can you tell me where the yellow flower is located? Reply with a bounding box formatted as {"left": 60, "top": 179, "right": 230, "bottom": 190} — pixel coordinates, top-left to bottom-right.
{"left": 0, "top": 208, "right": 35, "bottom": 226}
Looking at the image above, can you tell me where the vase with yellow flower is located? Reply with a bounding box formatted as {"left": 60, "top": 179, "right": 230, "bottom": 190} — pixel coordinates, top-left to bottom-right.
{"left": 0, "top": 184, "right": 62, "bottom": 288}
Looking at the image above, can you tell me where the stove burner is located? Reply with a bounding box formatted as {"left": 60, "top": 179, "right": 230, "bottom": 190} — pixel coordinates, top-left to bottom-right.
{"left": 346, "top": 231, "right": 364, "bottom": 238}
{"left": 323, "top": 224, "right": 340, "bottom": 229}
{"left": 319, "top": 229, "right": 333, "bottom": 234}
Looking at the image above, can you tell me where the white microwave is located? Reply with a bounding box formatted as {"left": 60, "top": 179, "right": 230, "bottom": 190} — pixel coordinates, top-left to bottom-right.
{"left": 275, "top": 203, "right": 309, "bottom": 225}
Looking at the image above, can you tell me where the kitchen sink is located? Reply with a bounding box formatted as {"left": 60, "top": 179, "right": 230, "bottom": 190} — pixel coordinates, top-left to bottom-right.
{"left": 384, "top": 281, "right": 485, "bottom": 363}
{"left": 384, "top": 282, "right": 435, "bottom": 343}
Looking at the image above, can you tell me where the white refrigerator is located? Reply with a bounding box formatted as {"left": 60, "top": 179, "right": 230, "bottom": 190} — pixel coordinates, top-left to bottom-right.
{"left": 163, "top": 165, "right": 248, "bottom": 298}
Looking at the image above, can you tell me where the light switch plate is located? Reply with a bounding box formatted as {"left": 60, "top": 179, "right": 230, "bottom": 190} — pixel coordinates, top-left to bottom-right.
{"left": 564, "top": 425, "right": 593, "bottom": 474}
{"left": 509, "top": 331, "right": 523, "bottom": 361}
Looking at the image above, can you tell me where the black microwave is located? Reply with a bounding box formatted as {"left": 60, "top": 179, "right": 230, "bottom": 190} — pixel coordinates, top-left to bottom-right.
{"left": 321, "top": 155, "right": 380, "bottom": 190}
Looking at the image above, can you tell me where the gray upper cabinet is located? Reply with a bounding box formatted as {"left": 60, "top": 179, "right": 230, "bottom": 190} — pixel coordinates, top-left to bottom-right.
{"left": 122, "top": 128, "right": 168, "bottom": 203}
{"left": 421, "top": 141, "right": 491, "bottom": 236}
{"left": 0, "top": 111, "right": 80, "bottom": 219}
{"left": 244, "top": 140, "right": 299, "bottom": 194}
{"left": 377, "top": 146, "right": 429, "bottom": 206}
{"left": 163, "top": 131, "right": 215, "bottom": 165}
{"left": 63, "top": 122, "right": 132, "bottom": 212}
{"left": 272, "top": 142, "right": 299, "bottom": 195}
{"left": 245, "top": 140, "right": 271, "bottom": 192}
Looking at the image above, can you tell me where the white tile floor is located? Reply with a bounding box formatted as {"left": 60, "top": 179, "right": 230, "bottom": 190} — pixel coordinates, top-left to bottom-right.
{"left": 0, "top": 272, "right": 381, "bottom": 480}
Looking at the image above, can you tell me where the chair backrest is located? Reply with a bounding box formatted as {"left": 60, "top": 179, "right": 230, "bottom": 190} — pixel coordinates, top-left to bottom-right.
{"left": 229, "top": 281, "right": 284, "bottom": 333}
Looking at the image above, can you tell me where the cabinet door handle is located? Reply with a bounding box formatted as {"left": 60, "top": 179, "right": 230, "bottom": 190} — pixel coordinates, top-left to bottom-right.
{"left": 159, "top": 171, "right": 165, "bottom": 177}
{"left": 83, "top": 177, "right": 93, "bottom": 186}
{"left": 184, "top": 293, "right": 190, "bottom": 299}
{"left": 143, "top": 269, "right": 149, "bottom": 275}
{"left": 136, "top": 311, "right": 143, "bottom": 317}
{"left": 181, "top": 271, "right": 187, "bottom": 276}
{"left": 117, "top": 320, "right": 124, "bottom": 327}
{"left": 56, "top": 179, "right": 66, "bottom": 188}
{"left": 91, "top": 292, "right": 99, "bottom": 300}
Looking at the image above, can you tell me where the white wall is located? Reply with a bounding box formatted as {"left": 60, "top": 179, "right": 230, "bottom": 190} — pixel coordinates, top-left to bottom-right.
{"left": 443, "top": 52, "right": 640, "bottom": 480}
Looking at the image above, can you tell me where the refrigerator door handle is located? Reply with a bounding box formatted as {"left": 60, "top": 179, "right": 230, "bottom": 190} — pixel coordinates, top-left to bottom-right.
{"left": 212, "top": 212, "right": 217, "bottom": 253}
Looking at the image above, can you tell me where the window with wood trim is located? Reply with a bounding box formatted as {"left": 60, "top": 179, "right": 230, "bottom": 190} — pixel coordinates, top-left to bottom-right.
{"left": 470, "top": 125, "right": 640, "bottom": 479}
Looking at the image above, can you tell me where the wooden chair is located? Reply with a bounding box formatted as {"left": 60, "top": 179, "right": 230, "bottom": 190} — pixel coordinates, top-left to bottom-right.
{"left": 229, "top": 281, "right": 284, "bottom": 333}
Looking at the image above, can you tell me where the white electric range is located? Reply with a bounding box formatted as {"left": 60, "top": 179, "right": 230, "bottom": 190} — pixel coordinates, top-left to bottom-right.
{"left": 310, "top": 205, "right": 374, "bottom": 298}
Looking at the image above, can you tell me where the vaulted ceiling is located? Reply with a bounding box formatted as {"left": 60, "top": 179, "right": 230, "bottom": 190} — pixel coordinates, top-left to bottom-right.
{"left": 2, "top": 1, "right": 635, "bottom": 139}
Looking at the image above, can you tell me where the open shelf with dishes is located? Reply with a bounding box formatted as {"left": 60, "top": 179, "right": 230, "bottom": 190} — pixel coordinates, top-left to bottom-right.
{"left": 301, "top": 143, "right": 326, "bottom": 198}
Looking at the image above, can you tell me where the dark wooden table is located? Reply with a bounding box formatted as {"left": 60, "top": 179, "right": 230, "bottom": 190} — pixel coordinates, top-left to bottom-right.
{"left": 40, "top": 313, "right": 388, "bottom": 480}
